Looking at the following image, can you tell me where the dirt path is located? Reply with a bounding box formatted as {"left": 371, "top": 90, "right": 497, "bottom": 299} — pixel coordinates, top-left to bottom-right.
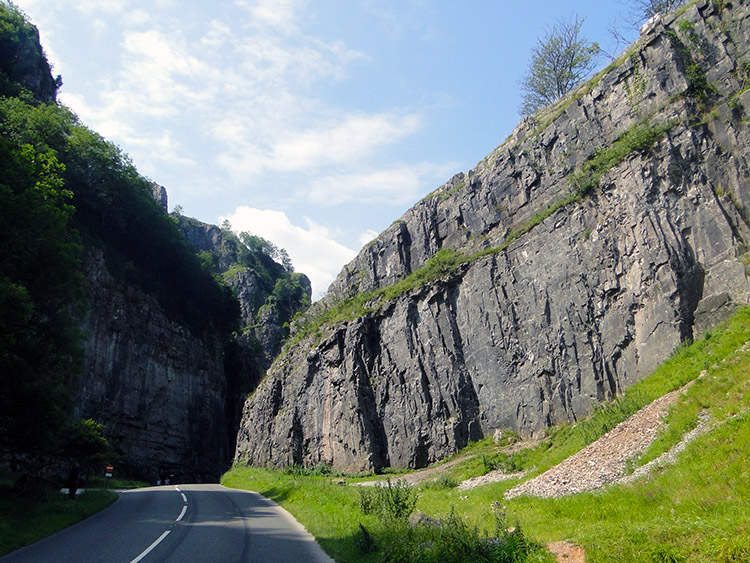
{"left": 351, "top": 455, "right": 473, "bottom": 487}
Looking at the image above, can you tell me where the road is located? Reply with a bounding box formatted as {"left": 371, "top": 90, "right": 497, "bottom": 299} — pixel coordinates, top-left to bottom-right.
{"left": 1, "top": 484, "right": 334, "bottom": 563}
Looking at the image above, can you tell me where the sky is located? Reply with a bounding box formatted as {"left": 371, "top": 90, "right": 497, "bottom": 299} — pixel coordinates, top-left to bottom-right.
{"left": 14, "top": 0, "right": 643, "bottom": 299}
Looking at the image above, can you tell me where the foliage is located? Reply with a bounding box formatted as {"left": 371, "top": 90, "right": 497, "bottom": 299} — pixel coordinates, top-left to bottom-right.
{"left": 364, "top": 507, "right": 550, "bottom": 563}
{"left": 239, "top": 233, "right": 294, "bottom": 272}
{"left": 519, "top": 15, "right": 600, "bottom": 116}
{"left": 63, "top": 125, "right": 241, "bottom": 339}
{"left": 358, "top": 479, "right": 418, "bottom": 524}
{"left": 569, "top": 120, "right": 673, "bottom": 197}
{"left": 0, "top": 2, "right": 59, "bottom": 102}
{"left": 481, "top": 452, "right": 523, "bottom": 475}
{"left": 632, "top": 0, "right": 688, "bottom": 21}
{"left": 63, "top": 419, "right": 112, "bottom": 474}
{"left": 283, "top": 463, "right": 333, "bottom": 477}
{"left": 665, "top": 28, "right": 717, "bottom": 108}
{"left": 175, "top": 217, "right": 311, "bottom": 345}
{"left": 420, "top": 474, "right": 459, "bottom": 490}
{"left": 0, "top": 132, "right": 82, "bottom": 458}
{"left": 223, "top": 309, "right": 750, "bottom": 561}
{"left": 0, "top": 4, "right": 243, "bottom": 468}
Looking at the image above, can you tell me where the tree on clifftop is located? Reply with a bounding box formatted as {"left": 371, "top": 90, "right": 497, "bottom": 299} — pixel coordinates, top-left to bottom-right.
{"left": 630, "top": 0, "right": 687, "bottom": 22}
{"left": 519, "top": 15, "right": 600, "bottom": 116}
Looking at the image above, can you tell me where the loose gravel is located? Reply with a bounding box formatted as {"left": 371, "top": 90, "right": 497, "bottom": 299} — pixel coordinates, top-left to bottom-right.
{"left": 504, "top": 383, "right": 693, "bottom": 499}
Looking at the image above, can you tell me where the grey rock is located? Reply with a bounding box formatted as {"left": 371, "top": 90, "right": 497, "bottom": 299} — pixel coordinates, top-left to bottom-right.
{"left": 236, "top": 0, "right": 750, "bottom": 472}
{"left": 74, "top": 250, "right": 232, "bottom": 482}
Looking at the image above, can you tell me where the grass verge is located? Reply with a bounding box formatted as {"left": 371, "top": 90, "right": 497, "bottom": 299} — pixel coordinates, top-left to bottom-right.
{"left": 0, "top": 485, "right": 118, "bottom": 556}
{"left": 225, "top": 307, "right": 750, "bottom": 562}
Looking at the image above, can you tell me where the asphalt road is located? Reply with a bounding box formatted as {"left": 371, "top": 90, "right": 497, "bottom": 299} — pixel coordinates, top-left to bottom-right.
{"left": 1, "top": 484, "right": 334, "bottom": 563}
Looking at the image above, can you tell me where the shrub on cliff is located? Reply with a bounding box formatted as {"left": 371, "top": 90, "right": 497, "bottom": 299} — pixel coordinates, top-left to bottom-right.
{"left": 519, "top": 15, "right": 600, "bottom": 115}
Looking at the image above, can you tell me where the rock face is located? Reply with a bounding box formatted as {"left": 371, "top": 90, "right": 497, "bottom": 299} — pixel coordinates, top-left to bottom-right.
{"left": 175, "top": 216, "right": 311, "bottom": 368}
{"left": 74, "top": 251, "right": 232, "bottom": 482}
{"left": 0, "top": 10, "right": 59, "bottom": 103}
{"left": 236, "top": 0, "right": 750, "bottom": 473}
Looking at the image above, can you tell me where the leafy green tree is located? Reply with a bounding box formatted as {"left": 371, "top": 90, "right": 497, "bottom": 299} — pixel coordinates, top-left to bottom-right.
{"left": 0, "top": 2, "right": 59, "bottom": 102}
{"left": 63, "top": 419, "right": 112, "bottom": 474}
{"left": 0, "top": 137, "right": 83, "bottom": 459}
{"left": 271, "top": 274, "right": 311, "bottom": 322}
{"left": 519, "top": 15, "right": 600, "bottom": 116}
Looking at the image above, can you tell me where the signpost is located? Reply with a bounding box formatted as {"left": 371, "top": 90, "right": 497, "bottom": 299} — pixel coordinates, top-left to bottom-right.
{"left": 105, "top": 464, "right": 113, "bottom": 478}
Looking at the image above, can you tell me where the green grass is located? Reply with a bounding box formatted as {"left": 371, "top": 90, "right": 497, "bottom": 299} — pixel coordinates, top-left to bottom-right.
{"left": 0, "top": 485, "right": 118, "bottom": 556}
{"left": 225, "top": 307, "right": 750, "bottom": 562}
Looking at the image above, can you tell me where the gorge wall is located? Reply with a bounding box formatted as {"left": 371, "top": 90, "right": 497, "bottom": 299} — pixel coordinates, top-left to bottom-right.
{"left": 235, "top": 0, "right": 750, "bottom": 473}
{"left": 71, "top": 216, "right": 311, "bottom": 482}
{"left": 74, "top": 250, "right": 232, "bottom": 482}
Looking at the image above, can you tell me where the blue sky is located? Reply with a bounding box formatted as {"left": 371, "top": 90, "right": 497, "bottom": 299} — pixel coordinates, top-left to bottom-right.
{"left": 15, "top": 0, "right": 642, "bottom": 298}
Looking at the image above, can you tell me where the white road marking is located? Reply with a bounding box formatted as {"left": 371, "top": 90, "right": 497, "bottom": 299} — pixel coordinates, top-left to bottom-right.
{"left": 129, "top": 531, "right": 170, "bottom": 563}
{"left": 174, "top": 485, "right": 188, "bottom": 521}
{"left": 128, "top": 485, "right": 187, "bottom": 562}
{"left": 176, "top": 504, "right": 188, "bottom": 522}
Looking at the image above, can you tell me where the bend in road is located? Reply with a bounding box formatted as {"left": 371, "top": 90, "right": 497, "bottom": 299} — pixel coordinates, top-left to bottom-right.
{"left": 1, "top": 484, "right": 334, "bottom": 563}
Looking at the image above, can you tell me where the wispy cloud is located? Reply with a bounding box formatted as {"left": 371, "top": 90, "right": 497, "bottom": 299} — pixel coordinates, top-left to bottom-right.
{"left": 234, "top": 0, "right": 304, "bottom": 31}
{"left": 306, "top": 161, "right": 458, "bottom": 206}
{"left": 19, "top": 0, "right": 460, "bottom": 282}
{"left": 269, "top": 113, "right": 422, "bottom": 171}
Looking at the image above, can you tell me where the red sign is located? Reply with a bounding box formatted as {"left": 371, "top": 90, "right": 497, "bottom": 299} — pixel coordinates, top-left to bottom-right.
{"left": 106, "top": 464, "right": 113, "bottom": 472}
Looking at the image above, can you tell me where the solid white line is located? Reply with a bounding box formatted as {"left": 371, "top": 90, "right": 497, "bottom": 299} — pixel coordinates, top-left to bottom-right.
{"left": 180, "top": 493, "right": 187, "bottom": 503}
{"left": 176, "top": 504, "right": 188, "bottom": 522}
{"left": 129, "top": 531, "right": 171, "bottom": 563}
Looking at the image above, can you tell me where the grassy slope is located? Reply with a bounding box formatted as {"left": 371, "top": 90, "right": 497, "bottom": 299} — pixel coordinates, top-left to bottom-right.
{"left": 223, "top": 308, "right": 750, "bottom": 562}
{"left": 0, "top": 486, "right": 118, "bottom": 556}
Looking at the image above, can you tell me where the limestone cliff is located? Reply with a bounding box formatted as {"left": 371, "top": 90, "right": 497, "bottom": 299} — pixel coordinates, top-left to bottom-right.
{"left": 74, "top": 251, "right": 232, "bottom": 482}
{"left": 175, "top": 216, "right": 311, "bottom": 369}
{"left": 235, "top": 0, "right": 750, "bottom": 473}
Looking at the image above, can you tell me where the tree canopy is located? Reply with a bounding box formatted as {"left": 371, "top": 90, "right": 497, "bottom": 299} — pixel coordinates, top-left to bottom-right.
{"left": 519, "top": 15, "right": 600, "bottom": 116}
{"left": 0, "top": 1, "right": 241, "bottom": 465}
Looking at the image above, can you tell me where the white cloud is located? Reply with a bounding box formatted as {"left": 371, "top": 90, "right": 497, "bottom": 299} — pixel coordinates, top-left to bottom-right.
{"left": 269, "top": 113, "right": 422, "bottom": 172}
{"left": 359, "top": 229, "right": 379, "bottom": 247}
{"left": 306, "top": 161, "right": 457, "bottom": 206}
{"left": 235, "top": 0, "right": 304, "bottom": 31}
{"left": 223, "top": 207, "right": 357, "bottom": 299}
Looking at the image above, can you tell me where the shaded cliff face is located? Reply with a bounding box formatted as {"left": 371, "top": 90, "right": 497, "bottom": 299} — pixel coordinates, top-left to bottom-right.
{"left": 75, "top": 251, "right": 231, "bottom": 482}
{"left": 0, "top": 5, "right": 58, "bottom": 103}
{"left": 236, "top": 0, "right": 750, "bottom": 473}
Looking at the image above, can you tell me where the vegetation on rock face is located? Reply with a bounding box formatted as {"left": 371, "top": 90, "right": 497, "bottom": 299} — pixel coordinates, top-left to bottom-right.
{"left": 174, "top": 215, "right": 311, "bottom": 350}
{"left": 0, "top": 2, "right": 240, "bottom": 468}
{"left": 0, "top": 99, "right": 83, "bottom": 458}
{"left": 519, "top": 14, "right": 600, "bottom": 116}
{"left": 0, "top": 1, "right": 59, "bottom": 102}
{"left": 287, "top": 115, "right": 673, "bottom": 350}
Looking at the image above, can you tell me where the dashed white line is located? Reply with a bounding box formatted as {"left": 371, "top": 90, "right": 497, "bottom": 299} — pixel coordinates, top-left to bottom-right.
{"left": 129, "top": 486, "right": 188, "bottom": 562}
{"left": 175, "top": 486, "right": 188, "bottom": 522}
{"left": 129, "top": 531, "right": 171, "bottom": 563}
{"left": 176, "top": 504, "right": 188, "bottom": 522}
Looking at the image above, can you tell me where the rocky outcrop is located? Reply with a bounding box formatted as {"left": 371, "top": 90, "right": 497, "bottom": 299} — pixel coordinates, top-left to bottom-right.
{"left": 176, "top": 216, "right": 311, "bottom": 368}
{"left": 236, "top": 0, "right": 750, "bottom": 472}
{"left": 0, "top": 7, "right": 59, "bottom": 103}
{"left": 74, "top": 251, "right": 232, "bottom": 482}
